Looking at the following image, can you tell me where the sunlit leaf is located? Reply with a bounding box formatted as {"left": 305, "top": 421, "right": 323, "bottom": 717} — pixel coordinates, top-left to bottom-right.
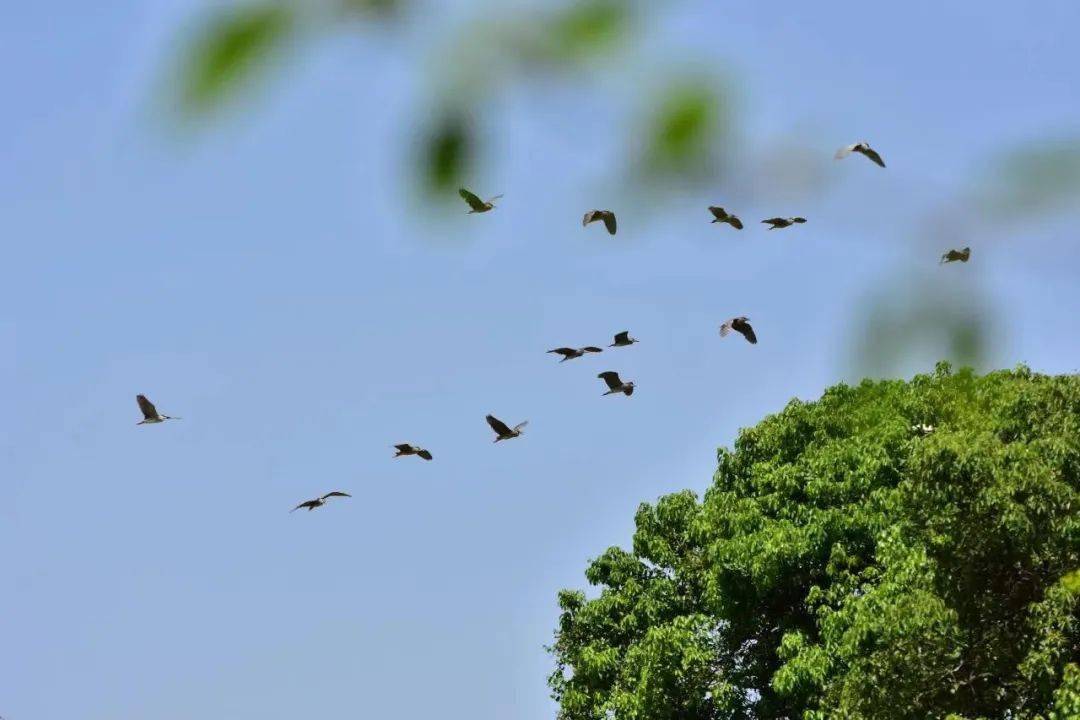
{"left": 178, "top": 3, "right": 295, "bottom": 115}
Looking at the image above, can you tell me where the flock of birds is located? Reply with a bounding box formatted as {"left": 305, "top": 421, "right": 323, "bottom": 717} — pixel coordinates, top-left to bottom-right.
{"left": 135, "top": 140, "right": 973, "bottom": 513}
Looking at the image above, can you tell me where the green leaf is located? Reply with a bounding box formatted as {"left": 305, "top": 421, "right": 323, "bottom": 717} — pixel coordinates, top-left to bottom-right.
{"left": 417, "top": 109, "right": 475, "bottom": 197}
{"left": 178, "top": 3, "right": 295, "bottom": 115}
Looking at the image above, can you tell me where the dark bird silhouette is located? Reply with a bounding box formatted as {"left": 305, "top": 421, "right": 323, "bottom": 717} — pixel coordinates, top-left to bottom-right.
{"left": 136, "top": 394, "right": 179, "bottom": 425}
{"left": 720, "top": 317, "right": 757, "bottom": 344}
{"left": 598, "top": 371, "right": 635, "bottom": 396}
{"left": 487, "top": 414, "right": 528, "bottom": 442}
{"left": 582, "top": 210, "right": 617, "bottom": 235}
{"left": 940, "top": 247, "right": 971, "bottom": 264}
{"left": 762, "top": 217, "right": 807, "bottom": 230}
{"left": 459, "top": 187, "right": 502, "bottom": 213}
{"left": 548, "top": 346, "right": 603, "bottom": 362}
{"left": 609, "top": 331, "right": 638, "bottom": 347}
{"left": 708, "top": 206, "right": 744, "bottom": 229}
{"left": 394, "top": 444, "right": 433, "bottom": 461}
{"left": 835, "top": 141, "right": 886, "bottom": 168}
{"left": 291, "top": 491, "right": 351, "bottom": 513}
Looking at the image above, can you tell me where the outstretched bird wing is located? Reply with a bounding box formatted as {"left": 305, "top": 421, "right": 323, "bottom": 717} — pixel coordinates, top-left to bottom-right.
{"left": 136, "top": 394, "right": 158, "bottom": 420}
{"left": 417, "top": 449, "right": 433, "bottom": 461}
{"left": 860, "top": 146, "right": 886, "bottom": 167}
{"left": 719, "top": 320, "right": 733, "bottom": 337}
{"left": 598, "top": 371, "right": 623, "bottom": 390}
{"left": 727, "top": 215, "right": 744, "bottom": 229}
{"left": 548, "top": 347, "right": 576, "bottom": 357}
{"left": 601, "top": 212, "right": 617, "bottom": 235}
{"left": 291, "top": 499, "right": 318, "bottom": 512}
{"left": 512, "top": 421, "right": 529, "bottom": 433}
{"left": 733, "top": 319, "right": 758, "bottom": 344}
{"left": 321, "top": 491, "right": 352, "bottom": 500}
{"left": 394, "top": 444, "right": 415, "bottom": 453}
{"left": 459, "top": 187, "right": 487, "bottom": 211}
{"left": 613, "top": 331, "right": 630, "bottom": 344}
{"left": 708, "top": 206, "right": 728, "bottom": 221}
{"left": 487, "top": 414, "right": 513, "bottom": 436}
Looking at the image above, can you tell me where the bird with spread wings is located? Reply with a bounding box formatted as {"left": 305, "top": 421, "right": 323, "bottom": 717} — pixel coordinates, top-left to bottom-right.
{"left": 487, "top": 414, "right": 528, "bottom": 442}
{"left": 459, "top": 187, "right": 503, "bottom": 213}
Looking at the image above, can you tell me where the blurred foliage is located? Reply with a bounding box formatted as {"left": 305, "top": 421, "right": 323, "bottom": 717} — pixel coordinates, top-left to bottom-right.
{"left": 338, "top": 0, "right": 402, "bottom": 18}
{"left": 976, "top": 137, "right": 1080, "bottom": 218}
{"left": 638, "top": 80, "right": 727, "bottom": 182}
{"left": 511, "top": 0, "right": 632, "bottom": 69}
{"left": 551, "top": 365, "right": 1080, "bottom": 719}
{"left": 417, "top": 109, "right": 475, "bottom": 197}
{"left": 176, "top": 3, "right": 296, "bottom": 116}
{"left": 849, "top": 274, "right": 990, "bottom": 379}
{"left": 168, "top": 0, "right": 733, "bottom": 195}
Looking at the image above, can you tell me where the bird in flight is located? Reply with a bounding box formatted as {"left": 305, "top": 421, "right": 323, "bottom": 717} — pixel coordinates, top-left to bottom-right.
{"left": 598, "top": 371, "right": 635, "bottom": 396}
{"left": 720, "top": 317, "right": 757, "bottom": 344}
{"left": 291, "top": 491, "right": 351, "bottom": 513}
{"left": 609, "top": 331, "right": 638, "bottom": 347}
{"left": 582, "top": 209, "right": 617, "bottom": 235}
{"left": 394, "top": 444, "right": 433, "bottom": 461}
{"left": 459, "top": 187, "right": 503, "bottom": 213}
{"left": 708, "top": 206, "right": 744, "bottom": 229}
{"left": 762, "top": 217, "right": 807, "bottom": 230}
{"left": 940, "top": 247, "right": 971, "bottom": 264}
{"left": 835, "top": 141, "right": 886, "bottom": 168}
{"left": 548, "top": 346, "right": 603, "bottom": 362}
{"left": 136, "top": 394, "right": 179, "bottom": 425}
{"left": 487, "top": 414, "right": 528, "bottom": 442}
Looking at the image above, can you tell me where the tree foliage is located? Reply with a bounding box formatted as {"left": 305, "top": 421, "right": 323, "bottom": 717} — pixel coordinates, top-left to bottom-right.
{"left": 550, "top": 364, "right": 1080, "bottom": 719}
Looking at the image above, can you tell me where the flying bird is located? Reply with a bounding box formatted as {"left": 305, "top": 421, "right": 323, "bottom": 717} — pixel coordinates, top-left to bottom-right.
{"left": 487, "top": 414, "right": 528, "bottom": 442}
{"left": 719, "top": 317, "right": 757, "bottom": 344}
{"left": 609, "top": 331, "right": 638, "bottom": 347}
{"left": 761, "top": 217, "right": 807, "bottom": 230}
{"left": 598, "top": 371, "right": 635, "bottom": 396}
{"left": 708, "top": 206, "right": 744, "bottom": 229}
{"left": 459, "top": 187, "right": 503, "bottom": 213}
{"left": 940, "top": 247, "right": 971, "bottom": 264}
{"left": 136, "top": 394, "right": 179, "bottom": 425}
{"left": 291, "top": 491, "right": 351, "bottom": 513}
{"left": 394, "top": 444, "right": 433, "bottom": 461}
{"left": 548, "top": 346, "right": 603, "bottom": 362}
{"left": 582, "top": 210, "right": 617, "bottom": 235}
{"left": 835, "top": 141, "right": 886, "bottom": 168}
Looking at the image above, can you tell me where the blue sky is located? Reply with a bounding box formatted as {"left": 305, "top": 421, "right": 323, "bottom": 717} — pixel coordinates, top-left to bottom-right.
{"left": 2, "top": 2, "right": 1079, "bottom": 719}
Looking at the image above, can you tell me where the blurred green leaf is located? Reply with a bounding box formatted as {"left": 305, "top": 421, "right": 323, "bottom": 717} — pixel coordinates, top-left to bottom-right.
{"left": 178, "top": 3, "right": 295, "bottom": 115}
{"left": 639, "top": 80, "right": 727, "bottom": 180}
{"left": 976, "top": 137, "right": 1080, "bottom": 218}
{"left": 849, "top": 274, "right": 990, "bottom": 379}
{"left": 417, "top": 110, "right": 475, "bottom": 197}
{"left": 338, "top": 0, "right": 403, "bottom": 19}
{"left": 537, "top": 0, "right": 630, "bottom": 65}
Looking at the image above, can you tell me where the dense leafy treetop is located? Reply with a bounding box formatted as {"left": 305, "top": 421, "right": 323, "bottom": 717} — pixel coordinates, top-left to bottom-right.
{"left": 550, "top": 364, "right": 1080, "bottom": 719}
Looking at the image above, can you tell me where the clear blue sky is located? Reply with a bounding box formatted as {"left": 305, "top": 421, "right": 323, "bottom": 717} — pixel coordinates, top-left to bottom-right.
{"left": 2, "top": 2, "right": 1079, "bottom": 719}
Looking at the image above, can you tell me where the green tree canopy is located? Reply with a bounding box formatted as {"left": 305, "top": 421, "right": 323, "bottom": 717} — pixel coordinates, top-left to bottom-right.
{"left": 550, "top": 364, "right": 1080, "bottom": 719}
